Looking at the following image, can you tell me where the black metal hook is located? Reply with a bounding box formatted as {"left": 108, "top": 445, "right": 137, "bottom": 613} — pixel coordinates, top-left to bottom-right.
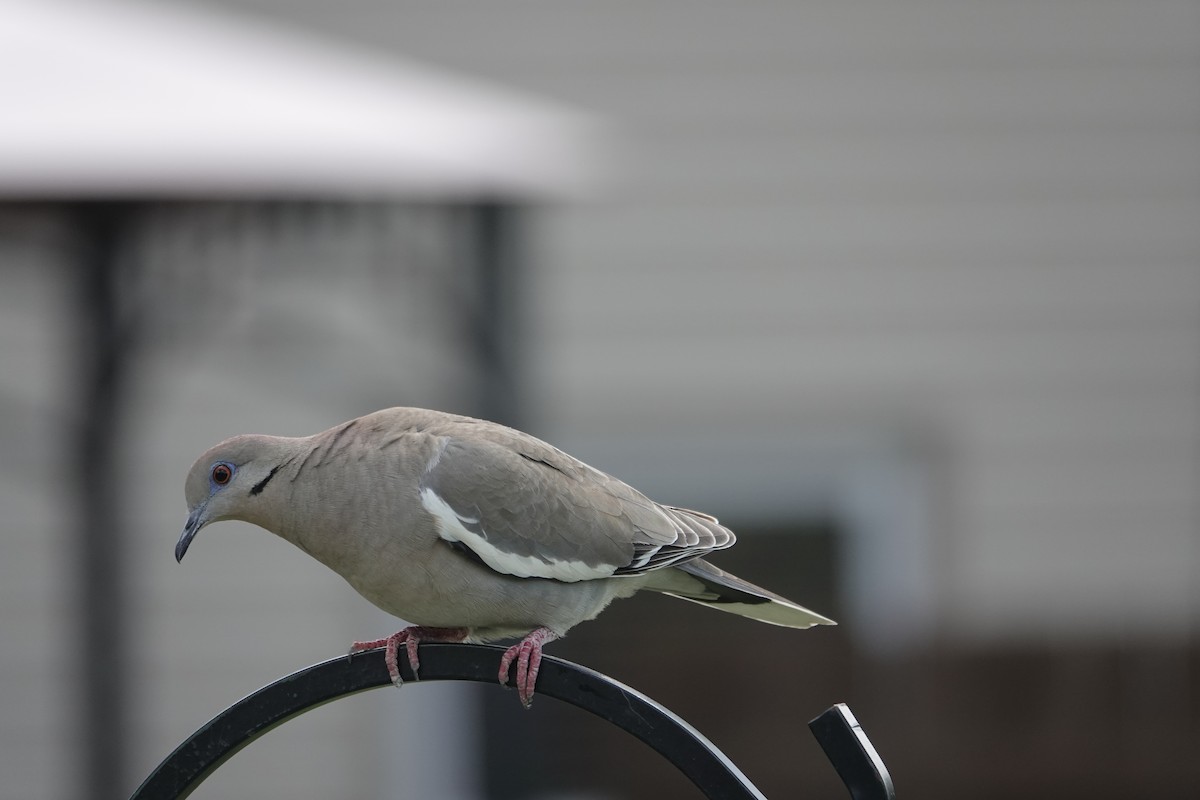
{"left": 809, "top": 703, "right": 896, "bottom": 800}
{"left": 130, "top": 642, "right": 893, "bottom": 799}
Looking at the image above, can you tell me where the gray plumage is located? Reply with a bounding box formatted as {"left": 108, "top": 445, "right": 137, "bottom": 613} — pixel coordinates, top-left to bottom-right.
{"left": 177, "top": 407, "right": 834, "bottom": 703}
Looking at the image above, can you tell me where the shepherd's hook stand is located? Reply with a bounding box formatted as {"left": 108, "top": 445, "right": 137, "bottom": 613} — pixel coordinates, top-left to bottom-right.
{"left": 131, "top": 643, "right": 894, "bottom": 800}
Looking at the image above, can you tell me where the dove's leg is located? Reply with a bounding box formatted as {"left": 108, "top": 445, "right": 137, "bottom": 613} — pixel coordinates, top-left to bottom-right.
{"left": 350, "top": 626, "right": 468, "bottom": 686}
{"left": 498, "top": 626, "right": 559, "bottom": 708}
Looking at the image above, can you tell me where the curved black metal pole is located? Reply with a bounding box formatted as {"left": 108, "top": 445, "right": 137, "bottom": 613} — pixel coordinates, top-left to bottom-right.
{"left": 130, "top": 643, "right": 770, "bottom": 800}
{"left": 131, "top": 643, "right": 895, "bottom": 800}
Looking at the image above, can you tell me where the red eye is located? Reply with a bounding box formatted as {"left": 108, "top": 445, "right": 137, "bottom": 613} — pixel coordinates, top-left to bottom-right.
{"left": 211, "top": 463, "right": 233, "bottom": 486}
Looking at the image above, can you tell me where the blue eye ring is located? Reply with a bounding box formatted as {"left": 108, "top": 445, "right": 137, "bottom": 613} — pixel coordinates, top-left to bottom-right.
{"left": 210, "top": 462, "right": 235, "bottom": 487}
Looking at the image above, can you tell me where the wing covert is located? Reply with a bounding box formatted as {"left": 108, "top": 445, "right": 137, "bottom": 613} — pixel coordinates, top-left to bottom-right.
{"left": 418, "top": 432, "right": 733, "bottom": 583}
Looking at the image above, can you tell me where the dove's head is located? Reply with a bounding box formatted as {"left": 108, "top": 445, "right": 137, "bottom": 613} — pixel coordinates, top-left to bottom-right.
{"left": 176, "top": 435, "right": 291, "bottom": 562}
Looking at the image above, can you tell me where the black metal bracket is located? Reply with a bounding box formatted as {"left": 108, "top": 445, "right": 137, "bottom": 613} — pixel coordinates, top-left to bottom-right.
{"left": 809, "top": 704, "right": 896, "bottom": 800}
{"left": 130, "top": 643, "right": 893, "bottom": 800}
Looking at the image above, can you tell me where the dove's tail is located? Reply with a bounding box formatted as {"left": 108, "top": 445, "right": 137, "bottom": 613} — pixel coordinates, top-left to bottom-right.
{"left": 645, "top": 558, "right": 836, "bottom": 629}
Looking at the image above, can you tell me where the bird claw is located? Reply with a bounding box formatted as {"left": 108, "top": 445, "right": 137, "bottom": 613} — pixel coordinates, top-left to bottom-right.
{"left": 348, "top": 631, "right": 412, "bottom": 686}
{"left": 498, "top": 627, "right": 558, "bottom": 708}
{"left": 349, "top": 626, "right": 468, "bottom": 687}
{"left": 351, "top": 625, "right": 558, "bottom": 705}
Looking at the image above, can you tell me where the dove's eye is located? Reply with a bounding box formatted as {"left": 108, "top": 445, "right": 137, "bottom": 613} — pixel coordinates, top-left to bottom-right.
{"left": 211, "top": 463, "right": 234, "bottom": 486}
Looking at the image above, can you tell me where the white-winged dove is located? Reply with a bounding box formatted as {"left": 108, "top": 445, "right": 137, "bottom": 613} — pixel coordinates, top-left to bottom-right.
{"left": 177, "top": 407, "right": 835, "bottom": 706}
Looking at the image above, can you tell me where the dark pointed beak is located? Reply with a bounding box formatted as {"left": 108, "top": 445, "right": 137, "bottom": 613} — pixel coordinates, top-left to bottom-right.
{"left": 176, "top": 504, "right": 207, "bottom": 562}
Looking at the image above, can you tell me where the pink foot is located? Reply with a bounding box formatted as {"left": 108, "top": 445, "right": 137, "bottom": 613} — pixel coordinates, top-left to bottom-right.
{"left": 498, "top": 627, "right": 559, "bottom": 708}
{"left": 349, "top": 626, "right": 467, "bottom": 687}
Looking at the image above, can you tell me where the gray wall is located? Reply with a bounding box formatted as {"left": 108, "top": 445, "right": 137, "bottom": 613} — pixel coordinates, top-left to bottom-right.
{"left": 213, "top": 0, "right": 1200, "bottom": 642}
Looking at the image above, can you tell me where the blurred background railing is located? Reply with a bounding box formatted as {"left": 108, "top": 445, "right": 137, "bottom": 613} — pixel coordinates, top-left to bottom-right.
{"left": 1, "top": 1, "right": 1197, "bottom": 799}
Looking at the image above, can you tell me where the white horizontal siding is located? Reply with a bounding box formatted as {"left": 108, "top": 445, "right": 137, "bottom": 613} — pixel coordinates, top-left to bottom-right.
{"left": 267, "top": 0, "right": 1198, "bottom": 643}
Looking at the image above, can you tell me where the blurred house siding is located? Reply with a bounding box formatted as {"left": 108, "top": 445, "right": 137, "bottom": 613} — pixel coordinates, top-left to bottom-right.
{"left": 223, "top": 0, "right": 1200, "bottom": 643}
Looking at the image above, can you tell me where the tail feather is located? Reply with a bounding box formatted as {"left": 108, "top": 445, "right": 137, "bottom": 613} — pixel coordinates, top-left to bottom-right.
{"left": 645, "top": 558, "right": 836, "bottom": 629}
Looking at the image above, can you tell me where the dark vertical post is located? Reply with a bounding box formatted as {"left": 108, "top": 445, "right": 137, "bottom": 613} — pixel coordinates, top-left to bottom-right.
{"left": 72, "top": 202, "right": 137, "bottom": 800}
{"left": 467, "top": 200, "right": 538, "bottom": 799}
{"left": 468, "top": 200, "right": 523, "bottom": 428}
